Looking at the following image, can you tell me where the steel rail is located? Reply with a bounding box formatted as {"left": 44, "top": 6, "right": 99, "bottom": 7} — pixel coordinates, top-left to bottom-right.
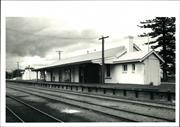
{"left": 7, "top": 85, "right": 175, "bottom": 120}
{"left": 6, "top": 106, "right": 24, "bottom": 122}
{"left": 7, "top": 86, "right": 174, "bottom": 122}
{"left": 9, "top": 83, "right": 175, "bottom": 109}
{"left": 6, "top": 95, "right": 64, "bottom": 122}
{"left": 7, "top": 87, "right": 135, "bottom": 122}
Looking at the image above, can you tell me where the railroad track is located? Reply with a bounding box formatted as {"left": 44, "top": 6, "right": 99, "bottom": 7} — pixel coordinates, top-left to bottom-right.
{"left": 6, "top": 106, "right": 24, "bottom": 122}
{"left": 8, "top": 83, "right": 175, "bottom": 109}
{"left": 6, "top": 95, "right": 63, "bottom": 122}
{"left": 7, "top": 84, "right": 175, "bottom": 122}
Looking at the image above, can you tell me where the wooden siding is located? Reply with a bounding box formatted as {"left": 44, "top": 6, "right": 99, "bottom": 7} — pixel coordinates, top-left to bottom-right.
{"left": 143, "top": 54, "right": 160, "bottom": 85}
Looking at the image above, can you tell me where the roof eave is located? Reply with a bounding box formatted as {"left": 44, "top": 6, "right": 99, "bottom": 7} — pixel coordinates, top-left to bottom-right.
{"left": 133, "top": 43, "right": 141, "bottom": 51}
{"left": 113, "top": 59, "right": 141, "bottom": 64}
{"left": 33, "top": 60, "right": 92, "bottom": 71}
{"left": 140, "top": 50, "right": 165, "bottom": 63}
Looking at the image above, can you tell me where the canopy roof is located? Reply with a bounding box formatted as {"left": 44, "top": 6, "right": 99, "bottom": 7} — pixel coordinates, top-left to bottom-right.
{"left": 34, "top": 46, "right": 125, "bottom": 70}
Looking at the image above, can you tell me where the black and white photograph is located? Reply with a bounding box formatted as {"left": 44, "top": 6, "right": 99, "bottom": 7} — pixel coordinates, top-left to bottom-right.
{"left": 1, "top": 0, "right": 179, "bottom": 127}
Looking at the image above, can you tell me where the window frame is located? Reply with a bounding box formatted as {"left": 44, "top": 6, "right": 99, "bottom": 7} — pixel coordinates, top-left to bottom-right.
{"left": 123, "top": 64, "right": 128, "bottom": 72}
{"left": 106, "top": 64, "right": 111, "bottom": 77}
{"left": 132, "top": 64, "right": 135, "bottom": 72}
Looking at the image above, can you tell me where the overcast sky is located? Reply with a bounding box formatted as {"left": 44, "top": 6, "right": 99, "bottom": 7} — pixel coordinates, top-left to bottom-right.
{"left": 2, "top": 1, "right": 179, "bottom": 71}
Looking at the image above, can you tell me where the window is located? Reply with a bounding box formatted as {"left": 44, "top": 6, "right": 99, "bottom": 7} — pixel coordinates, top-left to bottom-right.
{"left": 106, "top": 64, "right": 111, "bottom": 77}
{"left": 123, "top": 64, "right": 128, "bottom": 71}
{"left": 132, "top": 64, "right": 135, "bottom": 72}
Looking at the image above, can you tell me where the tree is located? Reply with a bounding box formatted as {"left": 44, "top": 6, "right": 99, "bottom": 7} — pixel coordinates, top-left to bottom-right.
{"left": 6, "top": 71, "right": 13, "bottom": 79}
{"left": 138, "top": 17, "right": 175, "bottom": 81}
{"left": 12, "top": 69, "right": 23, "bottom": 78}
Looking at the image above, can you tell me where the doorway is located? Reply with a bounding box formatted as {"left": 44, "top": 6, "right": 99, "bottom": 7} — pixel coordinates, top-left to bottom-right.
{"left": 79, "top": 63, "right": 100, "bottom": 83}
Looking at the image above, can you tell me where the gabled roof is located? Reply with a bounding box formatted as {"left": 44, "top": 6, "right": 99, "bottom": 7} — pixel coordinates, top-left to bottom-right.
{"left": 34, "top": 46, "right": 126, "bottom": 70}
{"left": 133, "top": 43, "right": 141, "bottom": 51}
{"left": 34, "top": 44, "right": 164, "bottom": 71}
{"left": 113, "top": 50, "right": 164, "bottom": 64}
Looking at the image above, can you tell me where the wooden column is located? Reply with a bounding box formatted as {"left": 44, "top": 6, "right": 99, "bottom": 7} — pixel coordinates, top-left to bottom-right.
{"left": 69, "top": 68, "right": 71, "bottom": 82}
{"left": 36, "top": 71, "right": 38, "bottom": 81}
{"left": 59, "top": 70, "right": 61, "bottom": 82}
{"left": 43, "top": 70, "right": 46, "bottom": 81}
{"left": 50, "top": 71, "right": 53, "bottom": 82}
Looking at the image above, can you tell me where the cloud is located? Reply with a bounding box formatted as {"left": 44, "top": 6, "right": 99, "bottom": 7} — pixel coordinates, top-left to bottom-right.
{"left": 6, "top": 17, "right": 99, "bottom": 58}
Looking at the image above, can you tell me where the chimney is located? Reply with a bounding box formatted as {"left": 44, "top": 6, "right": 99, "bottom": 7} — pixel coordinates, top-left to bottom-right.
{"left": 127, "top": 36, "right": 134, "bottom": 52}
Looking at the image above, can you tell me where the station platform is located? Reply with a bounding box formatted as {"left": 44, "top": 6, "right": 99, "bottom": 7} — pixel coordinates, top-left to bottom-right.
{"left": 6, "top": 80, "right": 175, "bottom": 104}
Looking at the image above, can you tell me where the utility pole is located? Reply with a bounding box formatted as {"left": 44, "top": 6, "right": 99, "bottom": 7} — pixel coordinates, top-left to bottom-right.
{"left": 147, "top": 34, "right": 150, "bottom": 52}
{"left": 17, "top": 62, "right": 19, "bottom": 70}
{"left": 99, "top": 35, "right": 109, "bottom": 84}
{"left": 17, "top": 62, "right": 19, "bottom": 77}
{"left": 56, "top": 51, "right": 63, "bottom": 60}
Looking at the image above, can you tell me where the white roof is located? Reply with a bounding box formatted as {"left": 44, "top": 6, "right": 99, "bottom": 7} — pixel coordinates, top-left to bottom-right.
{"left": 35, "top": 46, "right": 125, "bottom": 70}
{"left": 114, "top": 50, "right": 164, "bottom": 63}
{"left": 34, "top": 45, "right": 164, "bottom": 71}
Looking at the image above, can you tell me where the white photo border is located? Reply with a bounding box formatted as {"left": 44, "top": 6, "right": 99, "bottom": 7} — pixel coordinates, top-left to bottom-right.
{"left": 1, "top": 1, "right": 179, "bottom": 127}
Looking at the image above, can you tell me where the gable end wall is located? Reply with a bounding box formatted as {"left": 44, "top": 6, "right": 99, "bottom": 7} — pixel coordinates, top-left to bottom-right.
{"left": 143, "top": 54, "right": 161, "bottom": 85}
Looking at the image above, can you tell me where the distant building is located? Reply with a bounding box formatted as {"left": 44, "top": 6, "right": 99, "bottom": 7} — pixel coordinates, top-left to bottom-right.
{"left": 22, "top": 66, "right": 36, "bottom": 80}
{"left": 34, "top": 41, "right": 164, "bottom": 85}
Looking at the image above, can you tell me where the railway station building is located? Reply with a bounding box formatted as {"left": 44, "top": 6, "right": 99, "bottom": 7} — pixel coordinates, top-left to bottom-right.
{"left": 34, "top": 42, "right": 164, "bottom": 86}
{"left": 22, "top": 66, "right": 36, "bottom": 80}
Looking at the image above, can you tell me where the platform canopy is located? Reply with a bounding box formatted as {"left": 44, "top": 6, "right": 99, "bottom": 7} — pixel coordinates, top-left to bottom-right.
{"left": 34, "top": 46, "right": 126, "bottom": 71}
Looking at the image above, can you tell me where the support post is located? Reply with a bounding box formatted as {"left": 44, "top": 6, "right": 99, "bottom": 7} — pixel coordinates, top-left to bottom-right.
{"left": 36, "top": 71, "right": 38, "bottom": 82}
{"left": 43, "top": 70, "right": 46, "bottom": 81}
{"left": 59, "top": 70, "right": 61, "bottom": 82}
{"left": 50, "top": 71, "right": 53, "bottom": 82}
